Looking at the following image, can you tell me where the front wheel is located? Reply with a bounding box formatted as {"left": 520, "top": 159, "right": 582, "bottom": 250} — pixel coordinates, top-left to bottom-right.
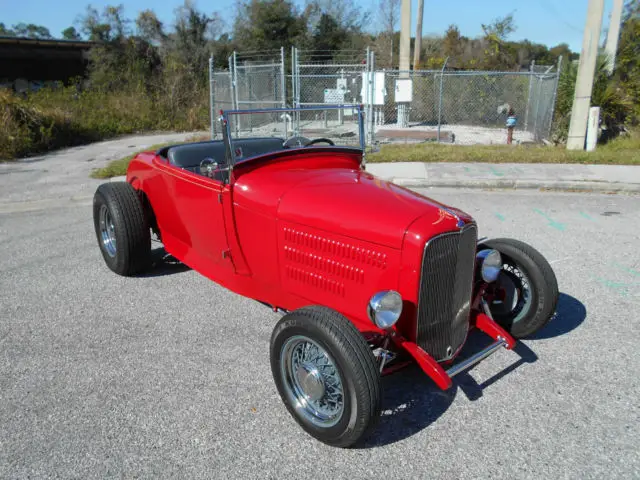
{"left": 479, "top": 238, "right": 559, "bottom": 338}
{"left": 270, "top": 306, "right": 381, "bottom": 448}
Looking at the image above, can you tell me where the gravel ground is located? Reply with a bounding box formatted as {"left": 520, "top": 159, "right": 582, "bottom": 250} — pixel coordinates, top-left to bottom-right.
{"left": 1, "top": 139, "right": 639, "bottom": 479}
{"left": 217, "top": 118, "right": 534, "bottom": 146}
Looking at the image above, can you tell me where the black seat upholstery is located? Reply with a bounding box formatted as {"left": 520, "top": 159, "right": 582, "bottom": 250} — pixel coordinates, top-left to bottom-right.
{"left": 166, "top": 141, "right": 226, "bottom": 169}
{"left": 164, "top": 137, "right": 286, "bottom": 171}
{"left": 233, "top": 137, "right": 285, "bottom": 160}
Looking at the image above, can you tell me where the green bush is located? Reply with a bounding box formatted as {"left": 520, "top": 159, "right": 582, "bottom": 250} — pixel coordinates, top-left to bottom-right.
{"left": 0, "top": 83, "right": 209, "bottom": 161}
{"left": 552, "top": 55, "right": 633, "bottom": 144}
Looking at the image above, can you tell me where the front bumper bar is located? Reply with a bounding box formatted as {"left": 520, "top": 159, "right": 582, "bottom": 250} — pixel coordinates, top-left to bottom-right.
{"left": 392, "top": 310, "right": 516, "bottom": 390}
{"left": 446, "top": 337, "right": 508, "bottom": 378}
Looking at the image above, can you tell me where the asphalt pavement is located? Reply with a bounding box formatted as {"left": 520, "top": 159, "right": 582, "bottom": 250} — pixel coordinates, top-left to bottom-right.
{"left": 1, "top": 136, "right": 639, "bottom": 479}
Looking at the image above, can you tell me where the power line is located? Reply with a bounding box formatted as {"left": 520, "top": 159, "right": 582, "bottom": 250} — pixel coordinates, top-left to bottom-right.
{"left": 538, "top": 0, "right": 584, "bottom": 33}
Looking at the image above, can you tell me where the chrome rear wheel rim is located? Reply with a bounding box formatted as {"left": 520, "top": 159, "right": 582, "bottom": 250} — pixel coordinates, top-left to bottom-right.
{"left": 99, "top": 205, "right": 117, "bottom": 258}
{"left": 280, "top": 336, "right": 344, "bottom": 428}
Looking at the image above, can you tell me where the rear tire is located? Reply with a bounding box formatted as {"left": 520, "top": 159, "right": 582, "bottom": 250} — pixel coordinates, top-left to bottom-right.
{"left": 270, "top": 306, "right": 381, "bottom": 448}
{"left": 479, "top": 238, "right": 558, "bottom": 338}
{"left": 93, "top": 182, "right": 151, "bottom": 276}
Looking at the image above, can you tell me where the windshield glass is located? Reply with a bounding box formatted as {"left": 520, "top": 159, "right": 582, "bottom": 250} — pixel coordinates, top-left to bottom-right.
{"left": 221, "top": 105, "right": 365, "bottom": 166}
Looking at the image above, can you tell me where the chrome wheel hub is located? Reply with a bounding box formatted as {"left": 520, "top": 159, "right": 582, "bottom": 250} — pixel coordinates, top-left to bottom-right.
{"left": 280, "top": 336, "right": 344, "bottom": 427}
{"left": 491, "top": 262, "right": 532, "bottom": 323}
{"left": 99, "top": 205, "right": 117, "bottom": 258}
{"left": 295, "top": 364, "right": 325, "bottom": 402}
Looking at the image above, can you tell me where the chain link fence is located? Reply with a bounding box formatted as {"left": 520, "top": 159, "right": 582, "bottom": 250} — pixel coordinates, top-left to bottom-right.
{"left": 209, "top": 49, "right": 286, "bottom": 139}
{"left": 210, "top": 50, "right": 560, "bottom": 146}
{"left": 209, "top": 58, "right": 233, "bottom": 139}
{"left": 292, "top": 48, "right": 375, "bottom": 143}
{"left": 373, "top": 64, "right": 560, "bottom": 145}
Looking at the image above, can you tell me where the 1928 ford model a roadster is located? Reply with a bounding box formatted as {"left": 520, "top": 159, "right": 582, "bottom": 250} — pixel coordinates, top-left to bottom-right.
{"left": 93, "top": 106, "right": 558, "bottom": 447}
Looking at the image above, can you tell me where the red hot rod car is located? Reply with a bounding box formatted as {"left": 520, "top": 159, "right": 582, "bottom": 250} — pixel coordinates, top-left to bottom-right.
{"left": 93, "top": 105, "right": 558, "bottom": 447}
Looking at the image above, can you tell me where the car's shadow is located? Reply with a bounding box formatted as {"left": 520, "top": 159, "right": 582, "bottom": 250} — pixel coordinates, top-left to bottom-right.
{"left": 137, "top": 246, "right": 191, "bottom": 277}
{"left": 527, "top": 292, "right": 586, "bottom": 339}
{"left": 360, "top": 292, "right": 586, "bottom": 448}
{"left": 361, "top": 366, "right": 456, "bottom": 448}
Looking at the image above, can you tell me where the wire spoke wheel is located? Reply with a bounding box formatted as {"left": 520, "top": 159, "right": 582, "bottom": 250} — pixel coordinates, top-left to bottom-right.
{"left": 490, "top": 261, "right": 533, "bottom": 324}
{"left": 271, "top": 306, "right": 381, "bottom": 447}
{"left": 280, "top": 336, "right": 344, "bottom": 428}
{"left": 479, "top": 238, "right": 559, "bottom": 338}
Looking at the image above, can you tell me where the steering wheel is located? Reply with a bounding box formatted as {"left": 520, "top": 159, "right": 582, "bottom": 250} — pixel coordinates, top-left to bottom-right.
{"left": 283, "top": 136, "right": 336, "bottom": 148}
{"left": 283, "top": 136, "right": 311, "bottom": 148}
{"left": 306, "top": 138, "right": 335, "bottom": 147}
{"left": 199, "top": 158, "right": 219, "bottom": 178}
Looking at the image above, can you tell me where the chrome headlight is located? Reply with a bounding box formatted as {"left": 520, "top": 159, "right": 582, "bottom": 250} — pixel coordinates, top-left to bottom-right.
{"left": 368, "top": 290, "right": 403, "bottom": 329}
{"left": 476, "top": 249, "right": 502, "bottom": 283}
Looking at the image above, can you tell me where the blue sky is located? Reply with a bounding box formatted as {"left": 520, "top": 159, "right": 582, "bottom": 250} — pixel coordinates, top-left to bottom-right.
{"left": 0, "top": 0, "right": 617, "bottom": 52}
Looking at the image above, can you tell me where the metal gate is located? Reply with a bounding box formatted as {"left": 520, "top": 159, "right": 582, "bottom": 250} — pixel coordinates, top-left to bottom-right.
{"left": 291, "top": 48, "right": 376, "bottom": 145}
{"left": 209, "top": 49, "right": 286, "bottom": 139}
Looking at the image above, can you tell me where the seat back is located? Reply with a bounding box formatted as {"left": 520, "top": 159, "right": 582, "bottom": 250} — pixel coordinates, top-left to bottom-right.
{"left": 165, "top": 137, "right": 285, "bottom": 171}
{"left": 233, "top": 137, "right": 285, "bottom": 160}
{"left": 166, "top": 141, "right": 226, "bottom": 169}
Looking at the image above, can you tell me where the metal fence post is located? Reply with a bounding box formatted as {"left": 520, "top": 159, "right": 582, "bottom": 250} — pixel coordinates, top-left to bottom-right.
{"left": 280, "top": 46, "right": 286, "bottom": 108}
{"left": 532, "top": 75, "right": 543, "bottom": 141}
{"left": 524, "top": 60, "right": 535, "bottom": 132}
{"left": 232, "top": 51, "right": 240, "bottom": 134}
{"left": 365, "top": 46, "right": 371, "bottom": 146}
{"left": 292, "top": 47, "right": 301, "bottom": 134}
{"left": 436, "top": 57, "right": 449, "bottom": 142}
{"left": 367, "top": 48, "right": 376, "bottom": 147}
{"left": 228, "top": 55, "right": 234, "bottom": 107}
{"left": 209, "top": 56, "right": 215, "bottom": 139}
{"left": 547, "top": 56, "right": 563, "bottom": 139}
{"left": 293, "top": 47, "right": 296, "bottom": 108}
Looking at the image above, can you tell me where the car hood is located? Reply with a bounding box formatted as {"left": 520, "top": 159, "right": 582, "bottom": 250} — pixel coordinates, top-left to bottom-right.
{"left": 277, "top": 169, "right": 470, "bottom": 249}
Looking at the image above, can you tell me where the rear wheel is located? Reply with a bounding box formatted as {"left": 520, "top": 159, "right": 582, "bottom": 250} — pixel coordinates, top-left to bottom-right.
{"left": 479, "top": 238, "right": 558, "bottom": 338}
{"left": 270, "top": 306, "right": 381, "bottom": 448}
{"left": 93, "top": 182, "right": 151, "bottom": 276}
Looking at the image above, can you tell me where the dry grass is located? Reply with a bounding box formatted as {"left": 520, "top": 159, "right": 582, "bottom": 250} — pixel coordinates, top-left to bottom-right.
{"left": 367, "top": 132, "right": 640, "bottom": 165}
{"left": 1, "top": 86, "right": 209, "bottom": 161}
{"left": 89, "top": 143, "right": 173, "bottom": 179}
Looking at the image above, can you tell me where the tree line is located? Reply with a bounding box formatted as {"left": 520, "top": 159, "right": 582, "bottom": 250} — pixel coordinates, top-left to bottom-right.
{"left": 1, "top": 0, "right": 638, "bottom": 159}
{"left": 2, "top": 0, "right": 578, "bottom": 73}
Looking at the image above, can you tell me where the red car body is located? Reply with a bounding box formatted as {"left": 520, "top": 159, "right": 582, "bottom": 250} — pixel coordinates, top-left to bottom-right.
{"left": 125, "top": 144, "right": 515, "bottom": 391}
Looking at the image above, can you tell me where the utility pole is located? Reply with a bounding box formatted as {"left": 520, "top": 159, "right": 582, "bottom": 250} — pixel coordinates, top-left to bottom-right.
{"left": 399, "top": 0, "right": 411, "bottom": 71}
{"left": 604, "top": 0, "right": 624, "bottom": 74}
{"left": 566, "top": 0, "right": 605, "bottom": 150}
{"left": 413, "top": 0, "right": 424, "bottom": 69}
{"left": 397, "top": 0, "right": 411, "bottom": 126}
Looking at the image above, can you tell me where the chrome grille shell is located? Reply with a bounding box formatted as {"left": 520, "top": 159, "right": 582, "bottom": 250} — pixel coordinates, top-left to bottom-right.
{"left": 416, "top": 225, "right": 478, "bottom": 361}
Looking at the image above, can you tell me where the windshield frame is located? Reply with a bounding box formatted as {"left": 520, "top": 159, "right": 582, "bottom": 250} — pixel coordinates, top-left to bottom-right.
{"left": 219, "top": 104, "right": 365, "bottom": 182}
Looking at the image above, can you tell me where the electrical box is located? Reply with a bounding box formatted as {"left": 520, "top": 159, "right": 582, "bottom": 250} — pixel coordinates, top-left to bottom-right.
{"left": 395, "top": 79, "right": 413, "bottom": 103}
{"left": 360, "top": 72, "right": 386, "bottom": 106}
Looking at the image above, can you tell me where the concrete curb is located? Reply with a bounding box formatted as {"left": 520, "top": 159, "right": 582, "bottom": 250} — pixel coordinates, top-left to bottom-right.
{"left": 389, "top": 178, "right": 640, "bottom": 193}
{"left": 105, "top": 169, "right": 640, "bottom": 194}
